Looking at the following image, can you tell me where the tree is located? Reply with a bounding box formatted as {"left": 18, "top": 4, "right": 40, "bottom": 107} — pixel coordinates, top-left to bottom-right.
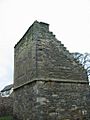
{"left": 72, "top": 52, "right": 90, "bottom": 81}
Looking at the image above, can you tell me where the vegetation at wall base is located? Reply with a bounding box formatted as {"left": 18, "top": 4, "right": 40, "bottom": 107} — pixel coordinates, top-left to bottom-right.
{"left": 0, "top": 116, "right": 13, "bottom": 120}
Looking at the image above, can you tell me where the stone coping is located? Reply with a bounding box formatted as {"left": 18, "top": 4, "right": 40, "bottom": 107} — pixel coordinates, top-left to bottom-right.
{"left": 14, "top": 78, "right": 89, "bottom": 90}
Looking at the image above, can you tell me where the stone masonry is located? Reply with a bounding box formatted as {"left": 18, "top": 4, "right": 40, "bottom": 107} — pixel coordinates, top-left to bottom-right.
{"left": 13, "top": 21, "right": 90, "bottom": 120}
{"left": 0, "top": 96, "right": 13, "bottom": 117}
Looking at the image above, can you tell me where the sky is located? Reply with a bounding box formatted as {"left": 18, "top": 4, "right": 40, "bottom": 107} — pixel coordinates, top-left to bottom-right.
{"left": 0, "top": 0, "right": 89, "bottom": 90}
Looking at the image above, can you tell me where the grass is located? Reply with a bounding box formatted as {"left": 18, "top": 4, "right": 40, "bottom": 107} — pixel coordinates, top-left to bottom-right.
{"left": 0, "top": 116, "right": 13, "bottom": 120}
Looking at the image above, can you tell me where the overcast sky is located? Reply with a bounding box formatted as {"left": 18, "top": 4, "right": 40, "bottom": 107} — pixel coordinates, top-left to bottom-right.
{"left": 0, "top": 0, "right": 89, "bottom": 90}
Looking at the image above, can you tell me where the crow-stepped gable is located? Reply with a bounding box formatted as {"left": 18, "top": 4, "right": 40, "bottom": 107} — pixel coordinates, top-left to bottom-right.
{"left": 14, "top": 21, "right": 89, "bottom": 120}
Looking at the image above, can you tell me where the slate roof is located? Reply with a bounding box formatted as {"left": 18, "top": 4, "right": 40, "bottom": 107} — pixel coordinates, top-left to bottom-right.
{"left": 1, "top": 84, "right": 13, "bottom": 92}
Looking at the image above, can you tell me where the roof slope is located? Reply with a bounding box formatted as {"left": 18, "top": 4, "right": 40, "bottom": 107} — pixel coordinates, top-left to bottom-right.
{"left": 1, "top": 84, "right": 13, "bottom": 92}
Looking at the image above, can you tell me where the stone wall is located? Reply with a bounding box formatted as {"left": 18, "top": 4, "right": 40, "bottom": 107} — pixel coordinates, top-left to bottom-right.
{"left": 86, "top": 86, "right": 90, "bottom": 118}
{"left": 14, "top": 80, "right": 89, "bottom": 120}
{"left": 14, "top": 21, "right": 90, "bottom": 120}
{"left": 0, "top": 96, "right": 13, "bottom": 117}
{"left": 14, "top": 24, "right": 37, "bottom": 88}
{"left": 14, "top": 21, "right": 88, "bottom": 89}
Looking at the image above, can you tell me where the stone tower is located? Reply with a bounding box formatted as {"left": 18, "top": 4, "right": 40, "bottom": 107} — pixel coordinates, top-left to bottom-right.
{"left": 14, "top": 21, "right": 89, "bottom": 120}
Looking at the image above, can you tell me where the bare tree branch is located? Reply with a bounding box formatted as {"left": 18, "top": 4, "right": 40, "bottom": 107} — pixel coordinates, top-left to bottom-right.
{"left": 72, "top": 52, "right": 90, "bottom": 80}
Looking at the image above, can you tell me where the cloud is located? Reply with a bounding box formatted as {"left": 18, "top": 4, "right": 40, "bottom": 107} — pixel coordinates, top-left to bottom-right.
{"left": 0, "top": 0, "right": 89, "bottom": 90}
{"left": 0, "top": 41, "right": 13, "bottom": 90}
{"left": 0, "top": 61, "right": 13, "bottom": 91}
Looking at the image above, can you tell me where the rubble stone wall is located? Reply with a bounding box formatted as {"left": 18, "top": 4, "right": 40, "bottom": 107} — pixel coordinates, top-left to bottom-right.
{"left": 14, "top": 21, "right": 90, "bottom": 120}
{"left": 0, "top": 96, "right": 13, "bottom": 117}
{"left": 14, "top": 81, "right": 89, "bottom": 120}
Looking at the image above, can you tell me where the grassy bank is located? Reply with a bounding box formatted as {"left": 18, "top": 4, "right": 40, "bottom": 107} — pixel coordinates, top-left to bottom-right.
{"left": 0, "top": 116, "right": 13, "bottom": 120}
